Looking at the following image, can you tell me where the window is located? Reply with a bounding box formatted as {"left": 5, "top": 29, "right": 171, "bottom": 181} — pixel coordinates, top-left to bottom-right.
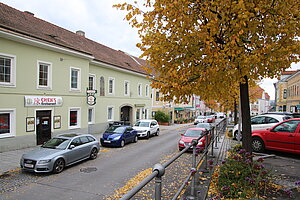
{"left": 145, "top": 85, "right": 149, "bottom": 97}
{"left": 156, "top": 91, "right": 160, "bottom": 101}
{"left": 138, "top": 83, "right": 142, "bottom": 96}
{"left": 88, "top": 107, "right": 94, "bottom": 124}
{"left": 124, "top": 80, "right": 130, "bottom": 96}
{"left": 0, "top": 53, "right": 16, "bottom": 87}
{"left": 80, "top": 136, "right": 90, "bottom": 144}
{"left": 136, "top": 109, "right": 140, "bottom": 120}
{"left": 70, "top": 67, "right": 81, "bottom": 91}
{"left": 70, "top": 138, "right": 82, "bottom": 147}
{"left": 108, "top": 77, "right": 115, "bottom": 95}
{"left": 266, "top": 117, "right": 279, "bottom": 124}
{"left": 88, "top": 74, "right": 96, "bottom": 90}
{"left": 251, "top": 117, "right": 265, "bottom": 124}
{"left": 100, "top": 76, "right": 105, "bottom": 96}
{"left": 69, "top": 108, "right": 81, "bottom": 129}
{"left": 37, "top": 61, "right": 52, "bottom": 89}
{"left": 0, "top": 109, "right": 16, "bottom": 138}
{"left": 273, "top": 120, "right": 300, "bottom": 133}
{"left": 283, "top": 89, "right": 287, "bottom": 99}
{"left": 107, "top": 107, "right": 114, "bottom": 121}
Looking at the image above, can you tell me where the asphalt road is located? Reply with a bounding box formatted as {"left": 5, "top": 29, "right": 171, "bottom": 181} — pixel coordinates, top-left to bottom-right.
{"left": 0, "top": 126, "right": 188, "bottom": 200}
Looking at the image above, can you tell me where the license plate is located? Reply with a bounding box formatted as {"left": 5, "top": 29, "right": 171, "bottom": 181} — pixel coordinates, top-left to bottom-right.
{"left": 104, "top": 140, "right": 111, "bottom": 143}
{"left": 24, "top": 163, "right": 34, "bottom": 168}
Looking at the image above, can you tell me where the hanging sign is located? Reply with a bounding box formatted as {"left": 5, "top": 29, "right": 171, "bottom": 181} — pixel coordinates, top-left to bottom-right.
{"left": 87, "top": 88, "right": 97, "bottom": 105}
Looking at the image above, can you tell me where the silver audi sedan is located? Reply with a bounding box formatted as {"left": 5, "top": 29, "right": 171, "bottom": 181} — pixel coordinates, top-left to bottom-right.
{"left": 20, "top": 133, "right": 100, "bottom": 173}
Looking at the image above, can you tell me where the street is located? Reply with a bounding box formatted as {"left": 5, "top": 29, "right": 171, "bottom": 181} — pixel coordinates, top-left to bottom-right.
{"left": 0, "top": 125, "right": 191, "bottom": 200}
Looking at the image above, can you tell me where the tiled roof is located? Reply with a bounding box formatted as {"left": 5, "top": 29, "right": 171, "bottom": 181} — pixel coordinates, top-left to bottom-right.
{"left": 0, "top": 2, "right": 148, "bottom": 75}
{"left": 250, "top": 85, "right": 270, "bottom": 100}
{"left": 281, "top": 70, "right": 299, "bottom": 75}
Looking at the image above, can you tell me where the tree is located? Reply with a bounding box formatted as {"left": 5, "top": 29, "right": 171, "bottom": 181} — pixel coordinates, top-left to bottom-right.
{"left": 115, "top": 0, "right": 300, "bottom": 152}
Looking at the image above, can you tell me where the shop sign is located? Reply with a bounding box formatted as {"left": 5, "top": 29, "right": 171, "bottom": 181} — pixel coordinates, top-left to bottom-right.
{"left": 87, "top": 89, "right": 97, "bottom": 106}
{"left": 24, "top": 96, "right": 63, "bottom": 107}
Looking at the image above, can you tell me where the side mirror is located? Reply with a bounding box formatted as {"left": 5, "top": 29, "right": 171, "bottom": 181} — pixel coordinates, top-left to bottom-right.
{"left": 69, "top": 144, "right": 75, "bottom": 149}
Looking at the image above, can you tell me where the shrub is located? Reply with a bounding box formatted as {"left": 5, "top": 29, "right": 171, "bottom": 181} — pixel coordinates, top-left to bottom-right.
{"left": 154, "top": 111, "right": 170, "bottom": 123}
{"left": 216, "top": 147, "right": 271, "bottom": 199}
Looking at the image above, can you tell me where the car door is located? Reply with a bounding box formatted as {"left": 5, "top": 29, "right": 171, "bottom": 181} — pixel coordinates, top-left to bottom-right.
{"left": 251, "top": 116, "right": 266, "bottom": 131}
{"left": 66, "top": 137, "right": 85, "bottom": 164}
{"left": 265, "top": 120, "right": 297, "bottom": 152}
{"left": 125, "top": 127, "right": 135, "bottom": 141}
{"left": 150, "top": 121, "right": 158, "bottom": 135}
{"left": 79, "top": 136, "right": 93, "bottom": 158}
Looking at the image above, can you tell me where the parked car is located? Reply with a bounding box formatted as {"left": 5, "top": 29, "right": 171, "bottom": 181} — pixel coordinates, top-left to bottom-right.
{"left": 216, "top": 112, "right": 226, "bottom": 118}
{"left": 194, "top": 116, "right": 207, "bottom": 125}
{"left": 206, "top": 115, "right": 215, "bottom": 123}
{"left": 133, "top": 119, "right": 160, "bottom": 139}
{"left": 196, "top": 123, "right": 213, "bottom": 131}
{"left": 233, "top": 114, "right": 292, "bottom": 140}
{"left": 252, "top": 118, "right": 300, "bottom": 154}
{"left": 178, "top": 128, "right": 210, "bottom": 151}
{"left": 100, "top": 125, "right": 138, "bottom": 147}
{"left": 20, "top": 133, "right": 100, "bottom": 173}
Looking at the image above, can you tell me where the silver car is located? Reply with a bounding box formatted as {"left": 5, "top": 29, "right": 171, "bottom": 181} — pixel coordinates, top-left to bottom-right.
{"left": 20, "top": 133, "right": 100, "bottom": 173}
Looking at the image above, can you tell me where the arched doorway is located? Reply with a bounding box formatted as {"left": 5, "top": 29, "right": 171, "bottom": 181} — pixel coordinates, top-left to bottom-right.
{"left": 120, "top": 105, "right": 133, "bottom": 125}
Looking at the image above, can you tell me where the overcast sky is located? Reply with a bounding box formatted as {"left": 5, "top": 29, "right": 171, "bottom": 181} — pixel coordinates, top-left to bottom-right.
{"left": 1, "top": 0, "right": 299, "bottom": 100}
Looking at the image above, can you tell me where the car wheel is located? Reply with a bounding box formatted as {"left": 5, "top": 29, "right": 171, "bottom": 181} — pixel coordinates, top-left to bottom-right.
{"left": 252, "top": 137, "right": 265, "bottom": 153}
{"left": 90, "top": 148, "right": 98, "bottom": 160}
{"left": 155, "top": 129, "right": 160, "bottom": 136}
{"left": 133, "top": 136, "right": 138, "bottom": 143}
{"left": 234, "top": 131, "right": 242, "bottom": 140}
{"left": 53, "top": 158, "right": 65, "bottom": 174}
{"left": 146, "top": 132, "right": 150, "bottom": 139}
{"left": 120, "top": 140, "right": 125, "bottom": 147}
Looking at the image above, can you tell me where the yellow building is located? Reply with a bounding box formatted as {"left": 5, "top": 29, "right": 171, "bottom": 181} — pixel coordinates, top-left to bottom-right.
{"left": 274, "top": 70, "right": 300, "bottom": 112}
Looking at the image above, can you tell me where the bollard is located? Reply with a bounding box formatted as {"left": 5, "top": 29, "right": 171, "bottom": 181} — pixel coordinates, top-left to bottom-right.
{"left": 153, "top": 163, "right": 165, "bottom": 200}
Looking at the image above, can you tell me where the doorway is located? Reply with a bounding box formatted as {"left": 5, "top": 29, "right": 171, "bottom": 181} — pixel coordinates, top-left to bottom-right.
{"left": 36, "top": 110, "right": 52, "bottom": 145}
{"left": 120, "top": 106, "right": 132, "bottom": 125}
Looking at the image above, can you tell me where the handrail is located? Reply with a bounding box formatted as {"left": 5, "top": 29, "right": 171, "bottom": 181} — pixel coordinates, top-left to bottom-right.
{"left": 120, "top": 118, "right": 227, "bottom": 200}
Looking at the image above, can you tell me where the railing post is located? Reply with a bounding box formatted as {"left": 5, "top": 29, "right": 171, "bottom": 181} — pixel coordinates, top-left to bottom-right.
{"left": 153, "top": 163, "right": 165, "bottom": 200}
{"left": 187, "top": 140, "right": 197, "bottom": 199}
{"left": 210, "top": 129, "right": 215, "bottom": 157}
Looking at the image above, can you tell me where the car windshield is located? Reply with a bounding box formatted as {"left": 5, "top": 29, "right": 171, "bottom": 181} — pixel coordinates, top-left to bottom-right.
{"left": 134, "top": 121, "right": 150, "bottom": 127}
{"left": 42, "top": 138, "right": 70, "bottom": 150}
{"left": 106, "top": 126, "right": 126, "bottom": 134}
{"left": 184, "top": 129, "right": 204, "bottom": 137}
{"left": 197, "top": 116, "right": 205, "bottom": 119}
{"left": 196, "top": 123, "right": 211, "bottom": 129}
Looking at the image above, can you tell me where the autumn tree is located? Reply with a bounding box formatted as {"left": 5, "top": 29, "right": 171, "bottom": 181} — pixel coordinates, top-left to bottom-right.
{"left": 115, "top": 0, "right": 300, "bottom": 152}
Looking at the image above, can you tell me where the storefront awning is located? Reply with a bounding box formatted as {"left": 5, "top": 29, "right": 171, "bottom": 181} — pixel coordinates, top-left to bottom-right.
{"left": 174, "top": 107, "right": 184, "bottom": 111}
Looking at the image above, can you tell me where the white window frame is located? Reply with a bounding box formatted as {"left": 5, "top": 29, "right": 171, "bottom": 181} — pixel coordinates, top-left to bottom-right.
{"left": 124, "top": 80, "right": 130, "bottom": 96}
{"left": 138, "top": 83, "right": 142, "bottom": 97}
{"left": 108, "top": 77, "right": 115, "bottom": 95}
{"left": 70, "top": 67, "right": 81, "bottom": 91}
{"left": 88, "top": 73, "right": 96, "bottom": 90}
{"left": 68, "top": 107, "right": 81, "bottom": 129}
{"left": 0, "top": 53, "right": 16, "bottom": 87}
{"left": 37, "top": 60, "right": 52, "bottom": 90}
{"left": 0, "top": 108, "right": 16, "bottom": 138}
{"left": 88, "top": 107, "right": 95, "bottom": 124}
{"left": 107, "top": 106, "right": 114, "bottom": 121}
{"left": 145, "top": 84, "right": 149, "bottom": 97}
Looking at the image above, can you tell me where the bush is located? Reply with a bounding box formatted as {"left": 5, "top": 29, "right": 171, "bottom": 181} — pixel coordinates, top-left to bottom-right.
{"left": 215, "top": 147, "right": 271, "bottom": 199}
{"left": 154, "top": 111, "right": 170, "bottom": 123}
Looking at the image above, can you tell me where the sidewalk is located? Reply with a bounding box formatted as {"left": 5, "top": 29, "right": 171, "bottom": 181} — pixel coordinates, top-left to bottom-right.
{"left": 0, "top": 123, "right": 193, "bottom": 176}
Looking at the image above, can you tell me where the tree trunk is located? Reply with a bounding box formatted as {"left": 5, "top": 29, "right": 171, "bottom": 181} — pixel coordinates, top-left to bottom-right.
{"left": 234, "top": 100, "right": 238, "bottom": 125}
{"left": 239, "top": 76, "right": 252, "bottom": 153}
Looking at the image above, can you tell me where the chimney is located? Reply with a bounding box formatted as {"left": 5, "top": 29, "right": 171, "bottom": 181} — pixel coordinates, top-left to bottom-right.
{"left": 24, "top": 11, "right": 34, "bottom": 16}
{"left": 76, "top": 30, "right": 85, "bottom": 37}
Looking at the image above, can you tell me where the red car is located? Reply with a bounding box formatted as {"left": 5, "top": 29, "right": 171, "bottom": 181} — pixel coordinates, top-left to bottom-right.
{"left": 178, "top": 128, "right": 210, "bottom": 151}
{"left": 206, "top": 115, "right": 215, "bottom": 123}
{"left": 252, "top": 118, "right": 300, "bottom": 155}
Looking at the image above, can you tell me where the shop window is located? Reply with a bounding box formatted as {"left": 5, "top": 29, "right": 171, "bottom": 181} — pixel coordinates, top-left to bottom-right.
{"left": 69, "top": 108, "right": 81, "bottom": 129}
{"left": 0, "top": 109, "right": 15, "bottom": 138}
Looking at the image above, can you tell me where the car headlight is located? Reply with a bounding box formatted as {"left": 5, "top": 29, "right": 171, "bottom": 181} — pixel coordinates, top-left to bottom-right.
{"left": 179, "top": 140, "right": 185, "bottom": 145}
{"left": 113, "top": 136, "right": 121, "bottom": 140}
{"left": 197, "top": 141, "right": 203, "bottom": 145}
{"left": 38, "top": 159, "right": 52, "bottom": 164}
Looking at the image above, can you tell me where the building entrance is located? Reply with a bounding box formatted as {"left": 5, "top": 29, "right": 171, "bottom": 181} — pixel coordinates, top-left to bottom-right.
{"left": 36, "top": 110, "right": 52, "bottom": 145}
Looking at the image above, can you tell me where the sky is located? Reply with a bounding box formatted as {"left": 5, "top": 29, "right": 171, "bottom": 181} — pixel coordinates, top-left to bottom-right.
{"left": 1, "top": 0, "right": 299, "bottom": 100}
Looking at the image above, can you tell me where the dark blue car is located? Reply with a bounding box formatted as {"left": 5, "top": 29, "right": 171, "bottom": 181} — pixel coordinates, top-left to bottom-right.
{"left": 100, "top": 125, "right": 138, "bottom": 147}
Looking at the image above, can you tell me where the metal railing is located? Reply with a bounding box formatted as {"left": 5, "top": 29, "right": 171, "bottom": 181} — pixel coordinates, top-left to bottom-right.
{"left": 120, "top": 118, "right": 227, "bottom": 200}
